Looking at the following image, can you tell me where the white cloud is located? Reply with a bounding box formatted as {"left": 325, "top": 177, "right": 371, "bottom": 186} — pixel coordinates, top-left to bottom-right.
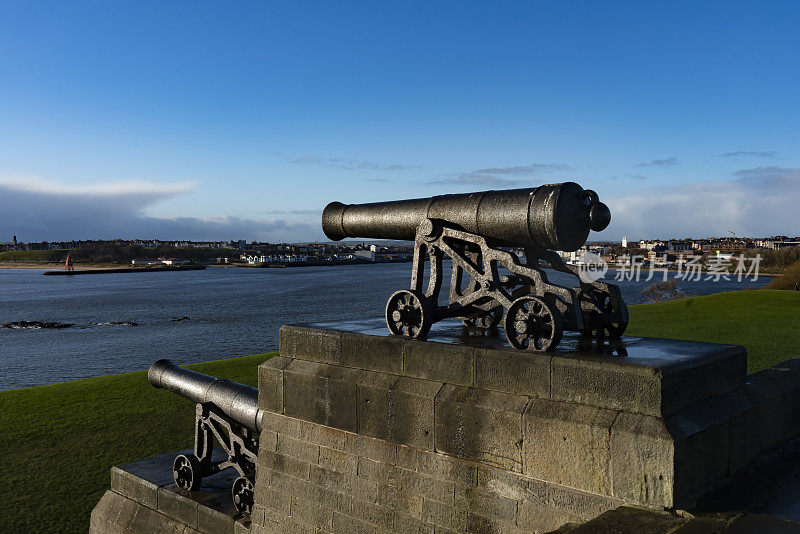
{"left": 599, "top": 167, "right": 800, "bottom": 240}
{"left": 0, "top": 176, "right": 316, "bottom": 242}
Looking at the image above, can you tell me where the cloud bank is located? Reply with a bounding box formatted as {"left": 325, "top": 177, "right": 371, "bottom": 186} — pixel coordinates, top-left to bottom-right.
{"left": 636, "top": 157, "right": 677, "bottom": 167}
{"left": 428, "top": 163, "right": 569, "bottom": 187}
{"left": 0, "top": 177, "right": 316, "bottom": 242}
{"left": 602, "top": 166, "right": 800, "bottom": 240}
{"left": 719, "top": 150, "right": 778, "bottom": 159}
{"left": 289, "top": 155, "right": 420, "bottom": 171}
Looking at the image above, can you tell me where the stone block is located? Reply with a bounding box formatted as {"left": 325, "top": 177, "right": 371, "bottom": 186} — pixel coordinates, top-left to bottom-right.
{"left": 156, "top": 486, "right": 199, "bottom": 529}
{"left": 403, "top": 339, "right": 474, "bottom": 386}
{"left": 391, "top": 513, "right": 435, "bottom": 534}
{"left": 357, "top": 372, "right": 443, "bottom": 450}
{"left": 435, "top": 384, "right": 529, "bottom": 472}
{"left": 319, "top": 445, "right": 360, "bottom": 476}
{"left": 129, "top": 498, "right": 188, "bottom": 534}
{"left": 310, "top": 464, "right": 378, "bottom": 504}
{"left": 333, "top": 511, "right": 377, "bottom": 534}
{"left": 751, "top": 365, "right": 800, "bottom": 446}
{"left": 355, "top": 434, "right": 398, "bottom": 464}
{"left": 198, "top": 505, "right": 235, "bottom": 534}
{"left": 396, "top": 445, "right": 475, "bottom": 487}
{"left": 547, "top": 483, "right": 623, "bottom": 521}
{"left": 517, "top": 500, "right": 578, "bottom": 533}
{"left": 399, "top": 468, "right": 455, "bottom": 504}
{"left": 376, "top": 484, "right": 423, "bottom": 517}
{"left": 359, "top": 456, "right": 401, "bottom": 487}
{"left": 551, "top": 340, "right": 745, "bottom": 417}
{"left": 342, "top": 331, "right": 404, "bottom": 373}
{"left": 710, "top": 387, "right": 760, "bottom": 475}
{"left": 421, "top": 499, "right": 467, "bottom": 531}
{"left": 276, "top": 434, "right": 319, "bottom": 464}
{"left": 474, "top": 347, "right": 550, "bottom": 398}
{"left": 454, "top": 486, "right": 517, "bottom": 524}
{"left": 254, "top": 485, "right": 291, "bottom": 517}
{"left": 667, "top": 395, "right": 731, "bottom": 506}
{"left": 299, "top": 419, "right": 355, "bottom": 453}
{"left": 350, "top": 497, "right": 395, "bottom": 530}
{"left": 258, "top": 356, "right": 292, "bottom": 413}
{"left": 659, "top": 345, "right": 746, "bottom": 415}
{"left": 259, "top": 448, "right": 312, "bottom": 480}
{"left": 290, "top": 495, "right": 334, "bottom": 530}
{"left": 279, "top": 324, "right": 341, "bottom": 364}
{"left": 551, "top": 357, "right": 662, "bottom": 416}
{"left": 610, "top": 412, "right": 674, "bottom": 508}
{"left": 110, "top": 466, "right": 158, "bottom": 509}
{"left": 523, "top": 399, "right": 618, "bottom": 494}
{"left": 283, "top": 359, "right": 365, "bottom": 432}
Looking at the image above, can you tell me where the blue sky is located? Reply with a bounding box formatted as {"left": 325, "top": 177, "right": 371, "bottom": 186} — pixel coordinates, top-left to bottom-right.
{"left": 0, "top": 1, "right": 798, "bottom": 242}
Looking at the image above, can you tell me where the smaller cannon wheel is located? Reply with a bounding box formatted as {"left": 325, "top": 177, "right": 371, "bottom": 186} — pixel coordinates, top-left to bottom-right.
{"left": 461, "top": 307, "right": 503, "bottom": 329}
{"left": 386, "top": 289, "right": 433, "bottom": 339}
{"left": 173, "top": 454, "right": 202, "bottom": 491}
{"left": 504, "top": 296, "right": 563, "bottom": 351}
{"left": 232, "top": 476, "right": 255, "bottom": 515}
{"left": 595, "top": 290, "right": 628, "bottom": 340}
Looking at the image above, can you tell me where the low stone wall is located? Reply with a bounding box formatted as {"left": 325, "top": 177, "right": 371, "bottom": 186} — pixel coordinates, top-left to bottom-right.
{"left": 90, "top": 451, "right": 250, "bottom": 534}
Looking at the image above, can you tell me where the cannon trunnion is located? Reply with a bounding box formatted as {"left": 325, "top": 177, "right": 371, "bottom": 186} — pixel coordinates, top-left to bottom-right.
{"left": 323, "top": 182, "right": 628, "bottom": 351}
{"left": 148, "top": 359, "right": 261, "bottom": 515}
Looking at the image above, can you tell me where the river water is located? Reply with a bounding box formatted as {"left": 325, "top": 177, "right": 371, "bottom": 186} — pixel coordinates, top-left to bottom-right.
{"left": 0, "top": 263, "right": 767, "bottom": 390}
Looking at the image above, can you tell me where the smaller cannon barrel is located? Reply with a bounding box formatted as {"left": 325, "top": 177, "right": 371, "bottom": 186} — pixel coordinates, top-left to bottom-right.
{"left": 148, "top": 359, "right": 262, "bottom": 433}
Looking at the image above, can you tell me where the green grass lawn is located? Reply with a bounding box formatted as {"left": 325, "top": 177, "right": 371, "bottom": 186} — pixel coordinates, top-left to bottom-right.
{"left": 0, "top": 353, "right": 274, "bottom": 533}
{"left": 1, "top": 289, "right": 799, "bottom": 532}
{"left": 626, "top": 290, "right": 800, "bottom": 374}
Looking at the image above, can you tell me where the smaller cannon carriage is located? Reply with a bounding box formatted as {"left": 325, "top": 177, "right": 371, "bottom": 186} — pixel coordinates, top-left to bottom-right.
{"left": 148, "top": 359, "right": 262, "bottom": 514}
{"left": 323, "top": 183, "right": 628, "bottom": 351}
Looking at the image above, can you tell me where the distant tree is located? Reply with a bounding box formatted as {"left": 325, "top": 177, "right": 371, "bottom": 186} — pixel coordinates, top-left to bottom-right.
{"left": 765, "top": 258, "right": 800, "bottom": 290}
{"left": 640, "top": 279, "right": 686, "bottom": 303}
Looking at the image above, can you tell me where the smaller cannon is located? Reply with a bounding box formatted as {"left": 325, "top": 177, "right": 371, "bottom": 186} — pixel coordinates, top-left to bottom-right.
{"left": 323, "top": 182, "right": 627, "bottom": 351}
{"left": 148, "top": 359, "right": 262, "bottom": 515}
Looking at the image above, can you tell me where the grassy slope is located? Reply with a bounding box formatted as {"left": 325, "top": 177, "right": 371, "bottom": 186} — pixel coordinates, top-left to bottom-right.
{"left": 626, "top": 289, "right": 800, "bottom": 374}
{"left": 0, "top": 249, "right": 69, "bottom": 262}
{"left": 1, "top": 290, "right": 799, "bottom": 532}
{"left": 0, "top": 353, "right": 274, "bottom": 533}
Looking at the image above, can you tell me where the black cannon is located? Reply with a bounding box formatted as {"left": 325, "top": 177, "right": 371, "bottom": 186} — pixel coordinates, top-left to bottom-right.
{"left": 148, "top": 359, "right": 261, "bottom": 514}
{"left": 322, "top": 182, "right": 627, "bottom": 351}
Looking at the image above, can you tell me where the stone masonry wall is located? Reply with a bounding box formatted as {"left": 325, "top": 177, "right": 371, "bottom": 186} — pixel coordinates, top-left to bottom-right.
{"left": 249, "top": 325, "right": 800, "bottom": 533}
{"left": 251, "top": 411, "right": 622, "bottom": 533}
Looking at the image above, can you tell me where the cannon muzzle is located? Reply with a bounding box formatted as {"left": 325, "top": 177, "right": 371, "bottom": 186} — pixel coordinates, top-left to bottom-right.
{"left": 322, "top": 181, "right": 610, "bottom": 252}
{"left": 148, "top": 359, "right": 262, "bottom": 433}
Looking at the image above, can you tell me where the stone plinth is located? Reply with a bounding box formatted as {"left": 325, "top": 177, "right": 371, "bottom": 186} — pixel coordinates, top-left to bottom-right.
{"left": 250, "top": 320, "right": 800, "bottom": 533}
{"left": 90, "top": 450, "right": 250, "bottom": 534}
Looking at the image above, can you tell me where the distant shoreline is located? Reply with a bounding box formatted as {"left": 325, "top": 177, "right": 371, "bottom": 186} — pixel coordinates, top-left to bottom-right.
{"left": 0, "top": 262, "right": 125, "bottom": 270}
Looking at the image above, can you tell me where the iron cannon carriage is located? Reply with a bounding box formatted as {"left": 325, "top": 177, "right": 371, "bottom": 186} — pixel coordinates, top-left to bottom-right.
{"left": 148, "top": 359, "right": 261, "bottom": 515}
{"left": 322, "top": 182, "right": 628, "bottom": 351}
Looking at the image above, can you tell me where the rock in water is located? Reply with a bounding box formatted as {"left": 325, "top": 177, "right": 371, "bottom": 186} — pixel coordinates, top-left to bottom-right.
{"left": 2, "top": 321, "right": 73, "bottom": 329}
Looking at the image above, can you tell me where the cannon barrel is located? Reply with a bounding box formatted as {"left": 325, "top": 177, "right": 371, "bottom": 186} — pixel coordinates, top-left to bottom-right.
{"left": 322, "top": 182, "right": 610, "bottom": 252}
{"left": 148, "top": 359, "right": 262, "bottom": 433}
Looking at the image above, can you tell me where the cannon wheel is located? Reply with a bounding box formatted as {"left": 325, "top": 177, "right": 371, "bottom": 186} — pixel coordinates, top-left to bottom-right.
{"left": 232, "top": 476, "right": 254, "bottom": 515}
{"left": 504, "top": 296, "right": 563, "bottom": 351}
{"left": 386, "top": 289, "right": 433, "bottom": 339}
{"left": 173, "top": 453, "right": 202, "bottom": 491}
{"left": 461, "top": 307, "right": 503, "bottom": 329}
{"left": 596, "top": 291, "right": 628, "bottom": 340}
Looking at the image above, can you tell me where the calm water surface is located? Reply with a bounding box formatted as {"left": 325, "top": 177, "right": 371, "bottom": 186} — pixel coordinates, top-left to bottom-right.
{"left": 0, "top": 263, "right": 767, "bottom": 389}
